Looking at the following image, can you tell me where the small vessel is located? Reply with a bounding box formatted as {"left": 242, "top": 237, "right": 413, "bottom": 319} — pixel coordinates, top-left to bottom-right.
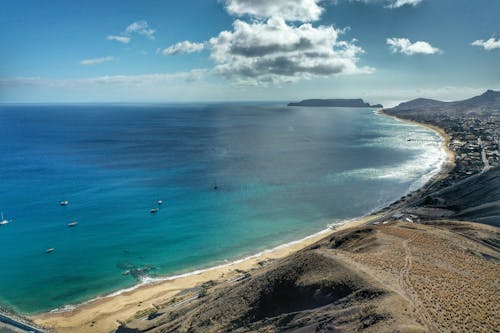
{"left": 157, "top": 200, "right": 163, "bottom": 205}
{"left": 150, "top": 208, "right": 159, "bottom": 213}
{"left": 46, "top": 248, "right": 55, "bottom": 253}
{"left": 0, "top": 212, "right": 9, "bottom": 225}
{"left": 60, "top": 200, "right": 69, "bottom": 206}
{"left": 67, "top": 221, "right": 78, "bottom": 227}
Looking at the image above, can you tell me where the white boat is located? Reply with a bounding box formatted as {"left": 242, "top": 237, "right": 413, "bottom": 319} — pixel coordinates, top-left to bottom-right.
{"left": 157, "top": 200, "right": 163, "bottom": 205}
{"left": 68, "top": 221, "right": 78, "bottom": 227}
{"left": 46, "top": 248, "right": 55, "bottom": 253}
{"left": 0, "top": 212, "right": 9, "bottom": 225}
{"left": 150, "top": 208, "right": 159, "bottom": 213}
{"left": 60, "top": 200, "right": 69, "bottom": 206}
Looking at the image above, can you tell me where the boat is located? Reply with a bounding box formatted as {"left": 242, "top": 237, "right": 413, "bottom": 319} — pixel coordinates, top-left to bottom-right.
{"left": 67, "top": 221, "right": 78, "bottom": 227}
{"left": 0, "top": 212, "right": 9, "bottom": 225}
{"left": 150, "top": 208, "right": 159, "bottom": 213}
{"left": 60, "top": 200, "right": 69, "bottom": 206}
{"left": 157, "top": 200, "right": 163, "bottom": 205}
{"left": 46, "top": 248, "right": 55, "bottom": 253}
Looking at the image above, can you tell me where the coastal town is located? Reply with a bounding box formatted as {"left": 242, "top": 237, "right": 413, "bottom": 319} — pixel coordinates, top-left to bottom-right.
{"left": 449, "top": 116, "right": 499, "bottom": 177}
{"left": 384, "top": 90, "right": 499, "bottom": 185}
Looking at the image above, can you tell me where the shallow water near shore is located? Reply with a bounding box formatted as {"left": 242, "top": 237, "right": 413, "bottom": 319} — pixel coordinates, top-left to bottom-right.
{"left": 0, "top": 104, "right": 444, "bottom": 314}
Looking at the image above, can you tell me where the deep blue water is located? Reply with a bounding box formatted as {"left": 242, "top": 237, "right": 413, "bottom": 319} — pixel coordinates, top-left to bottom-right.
{"left": 0, "top": 104, "right": 443, "bottom": 313}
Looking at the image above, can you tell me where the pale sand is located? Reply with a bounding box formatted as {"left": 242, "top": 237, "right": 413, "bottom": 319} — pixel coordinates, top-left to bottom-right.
{"left": 33, "top": 215, "right": 379, "bottom": 333}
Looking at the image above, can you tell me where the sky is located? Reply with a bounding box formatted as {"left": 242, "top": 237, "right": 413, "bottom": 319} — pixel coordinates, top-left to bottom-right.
{"left": 1, "top": 0, "right": 499, "bottom": 106}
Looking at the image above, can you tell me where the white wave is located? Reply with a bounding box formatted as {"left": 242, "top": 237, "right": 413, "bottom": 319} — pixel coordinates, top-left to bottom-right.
{"left": 49, "top": 304, "right": 76, "bottom": 313}
{"left": 330, "top": 114, "right": 446, "bottom": 189}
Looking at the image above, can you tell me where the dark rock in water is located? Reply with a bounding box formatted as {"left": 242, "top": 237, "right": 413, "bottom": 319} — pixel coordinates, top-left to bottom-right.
{"left": 116, "top": 262, "right": 136, "bottom": 270}
{"left": 288, "top": 98, "right": 383, "bottom": 108}
{"left": 117, "top": 263, "right": 156, "bottom": 279}
{"left": 128, "top": 265, "right": 156, "bottom": 279}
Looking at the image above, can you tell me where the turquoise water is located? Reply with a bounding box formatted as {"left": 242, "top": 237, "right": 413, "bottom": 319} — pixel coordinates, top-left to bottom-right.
{"left": 0, "top": 104, "right": 444, "bottom": 313}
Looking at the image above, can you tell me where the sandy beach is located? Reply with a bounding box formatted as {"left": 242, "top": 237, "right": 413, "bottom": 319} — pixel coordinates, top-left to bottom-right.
{"left": 33, "top": 215, "right": 379, "bottom": 333}
{"left": 31, "top": 111, "right": 456, "bottom": 333}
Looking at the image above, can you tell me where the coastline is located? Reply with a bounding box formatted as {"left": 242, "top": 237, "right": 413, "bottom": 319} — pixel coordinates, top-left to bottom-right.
{"left": 378, "top": 109, "right": 456, "bottom": 184}
{"left": 31, "top": 110, "right": 456, "bottom": 333}
{"left": 33, "top": 214, "right": 379, "bottom": 333}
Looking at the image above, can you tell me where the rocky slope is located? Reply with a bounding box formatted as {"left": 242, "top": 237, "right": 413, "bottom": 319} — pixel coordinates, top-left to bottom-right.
{"left": 120, "top": 221, "right": 499, "bottom": 333}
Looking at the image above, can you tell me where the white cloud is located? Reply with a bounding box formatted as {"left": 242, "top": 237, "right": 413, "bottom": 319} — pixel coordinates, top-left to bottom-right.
{"left": 162, "top": 41, "right": 205, "bottom": 56}
{"left": 471, "top": 37, "right": 500, "bottom": 51}
{"left": 80, "top": 56, "right": 116, "bottom": 65}
{"left": 386, "top": 38, "right": 441, "bottom": 55}
{"left": 106, "top": 20, "right": 155, "bottom": 44}
{"left": 155, "top": 0, "right": 372, "bottom": 85}
{"left": 106, "top": 35, "right": 131, "bottom": 44}
{"left": 125, "top": 20, "right": 155, "bottom": 39}
{"left": 208, "top": 17, "right": 372, "bottom": 85}
{"left": 0, "top": 70, "right": 207, "bottom": 87}
{"left": 388, "top": 0, "right": 422, "bottom": 7}
{"left": 223, "top": 0, "right": 323, "bottom": 21}
{"left": 348, "top": 0, "right": 423, "bottom": 8}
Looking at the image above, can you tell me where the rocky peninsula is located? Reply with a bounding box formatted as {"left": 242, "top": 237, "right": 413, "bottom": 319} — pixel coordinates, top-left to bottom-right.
{"left": 288, "top": 98, "right": 383, "bottom": 108}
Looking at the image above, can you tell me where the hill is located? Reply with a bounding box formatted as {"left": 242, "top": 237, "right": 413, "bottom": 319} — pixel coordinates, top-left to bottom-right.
{"left": 119, "top": 221, "right": 499, "bottom": 333}
{"left": 390, "top": 89, "right": 500, "bottom": 115}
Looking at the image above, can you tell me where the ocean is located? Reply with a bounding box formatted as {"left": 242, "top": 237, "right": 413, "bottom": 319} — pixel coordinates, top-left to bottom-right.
{"left": 0, "top": 104, "right": 445, "bottom": 314}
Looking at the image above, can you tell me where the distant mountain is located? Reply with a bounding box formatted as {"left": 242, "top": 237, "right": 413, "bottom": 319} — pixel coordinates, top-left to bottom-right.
{"left": 390, "top": 90, "right": 500, "bottom": 114}
{"left": 392, "top": 98, "right": 446, "bottom": 110}
{"left": 455, "top": 89, "right": 500, "bottom": 111}
{"left": 288, "top": 98, "right": 382, "bottom": 108}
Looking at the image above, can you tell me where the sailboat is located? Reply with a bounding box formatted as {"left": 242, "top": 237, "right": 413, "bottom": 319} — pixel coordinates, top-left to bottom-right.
{"left": 0, "top": 212, "right": 9, "bottom": 225}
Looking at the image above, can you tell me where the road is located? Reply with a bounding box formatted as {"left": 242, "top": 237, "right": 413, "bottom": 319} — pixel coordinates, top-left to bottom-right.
{"left": 0, "top": 312, "right": 45, "bottom": 333}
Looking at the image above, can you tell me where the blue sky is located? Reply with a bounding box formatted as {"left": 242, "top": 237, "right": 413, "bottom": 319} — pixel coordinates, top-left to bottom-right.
{"left": 1, "top": 0, "right": 499, "bottom": 105}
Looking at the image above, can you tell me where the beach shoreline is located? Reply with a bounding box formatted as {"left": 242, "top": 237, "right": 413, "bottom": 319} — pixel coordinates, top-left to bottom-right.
{"left": 32, "top": 214, "right": 379, "bottom": 333}
{"left": 378, "top": 109, "right": 456, "bottom": 184}
{"left": 29, "top": 110, "right": 456, "bottom": 333}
